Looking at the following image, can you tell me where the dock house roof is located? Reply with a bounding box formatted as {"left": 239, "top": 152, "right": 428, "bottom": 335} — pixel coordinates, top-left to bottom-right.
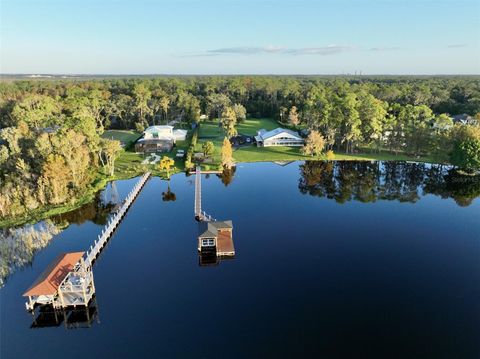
{"left": 23, "top": 252, "right": 84, "bottom": 297}
{"left": 198, "top": 220, "right": 233, "bottom": 238}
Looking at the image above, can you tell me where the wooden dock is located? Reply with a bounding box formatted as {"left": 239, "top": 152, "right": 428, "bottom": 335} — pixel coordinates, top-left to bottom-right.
{"left": 24, "top": 172, "right": 151, "bottom": 311}
{"left": 85, "top": 172, "right": 151, "bottom": 267}
{"left": 194, "top": 166, "right": 215, "bottom": 221}
{"left": 193, "top": 167, "right": 235, "bottom": 262}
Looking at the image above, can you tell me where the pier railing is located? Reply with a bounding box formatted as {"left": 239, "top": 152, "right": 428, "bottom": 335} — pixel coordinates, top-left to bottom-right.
{"left": 194, "top": 166, "right": 216, "bottom": 222}
{"left": 84, "top": 172, "right": 151, "bottom": 267}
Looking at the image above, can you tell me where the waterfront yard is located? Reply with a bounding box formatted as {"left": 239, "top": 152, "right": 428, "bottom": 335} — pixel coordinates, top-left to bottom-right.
{"left": 194, "top": 118, "right": 437, "bottom": 167}
{"left": 101, "top": 130, "right": 141, "bottom": 147}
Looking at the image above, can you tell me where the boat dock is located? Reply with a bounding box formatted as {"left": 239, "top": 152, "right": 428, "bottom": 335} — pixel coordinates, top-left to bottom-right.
{"left": 194, "top": 166, "right": 235, "bottom": 263}
{"left": 194, "top": 166, "right": 216, "bottom": 221}
{"left": 24, "top": 172, "right": 151, "bottom": 311}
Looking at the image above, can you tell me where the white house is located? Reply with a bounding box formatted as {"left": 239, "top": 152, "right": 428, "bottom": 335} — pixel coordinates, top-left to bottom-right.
{"left": 254, "top": 128, "right": 304, "bottom": 147}
{"left": 143, "top": 125, "right": 187, "bottom": 141}
{"left": 135, "top": 126, "right": 188, "bottom": 153}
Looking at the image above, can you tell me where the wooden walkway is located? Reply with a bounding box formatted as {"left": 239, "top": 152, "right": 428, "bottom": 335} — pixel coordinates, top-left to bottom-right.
{"left": 194, "top": 166, "right": 215, "bottom": 221}
{"left": 84, "top": 172, "right": 151, "bottom": 267}
{"left": 24, "top": 172, "right": 151, "bottom": 312}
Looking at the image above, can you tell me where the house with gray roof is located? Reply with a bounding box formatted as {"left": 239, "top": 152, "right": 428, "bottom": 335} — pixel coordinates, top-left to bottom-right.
{"left": 450, "top": 114, "right": 477, "bottom": 126}
{"left": 198, "top": 220, "right": 234, "bottom": 257}
{"left": 254, "top": 127, "right": 304, "bottom": 147}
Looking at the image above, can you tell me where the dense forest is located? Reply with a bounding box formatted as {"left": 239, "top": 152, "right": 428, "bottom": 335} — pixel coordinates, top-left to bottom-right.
{"left": 1, "top": 76, "right": 479, "bottom": 221}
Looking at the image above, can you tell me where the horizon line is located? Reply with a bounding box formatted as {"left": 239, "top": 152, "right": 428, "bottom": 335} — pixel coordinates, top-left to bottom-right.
{"left": 1, "top": 73, "right": 480, "bottom": 77}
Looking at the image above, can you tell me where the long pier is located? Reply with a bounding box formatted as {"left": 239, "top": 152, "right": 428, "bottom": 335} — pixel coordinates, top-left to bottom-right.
{"left": 194, "top": 166, "right": 215, "bottom": 221}
{"left": 24, "top": 172, "right": 151, "bottom": 311}
{"left": 85, "top": 172, "right": 151, "bottom": 266}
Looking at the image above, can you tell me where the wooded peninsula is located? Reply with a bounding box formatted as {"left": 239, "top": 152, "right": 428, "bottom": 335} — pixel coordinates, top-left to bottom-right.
{"left": 1, "top": 75, "right": 479, "bottom": 226}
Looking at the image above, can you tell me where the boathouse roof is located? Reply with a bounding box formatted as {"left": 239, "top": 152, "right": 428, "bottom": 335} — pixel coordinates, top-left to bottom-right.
{"left": 217, "top": 231, "right": 235, "bottom": 255}
{"left": 198, "top": 220, "right": 233, "bottom": 238}
{"left": 23, "top": 252, "right": 84, "bottom": 297}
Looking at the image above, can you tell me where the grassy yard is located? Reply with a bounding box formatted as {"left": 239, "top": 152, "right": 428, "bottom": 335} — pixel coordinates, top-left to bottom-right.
{"left": 102, "top": 130, "right": 141, "bottom": 146}
{"left": 233, "top": 145, "right": 438, "bottom": 164}
{"left": 195, "top": 118, "right": 281, "bottom": 167}
{"left": 236, "top": 118, "right": 279, "bottom": 135}
{"left": 193, "top": 118, "right": 440, "bottom": 168}
{"left": 115, "top": 140, "right": 189, "bottom": 178}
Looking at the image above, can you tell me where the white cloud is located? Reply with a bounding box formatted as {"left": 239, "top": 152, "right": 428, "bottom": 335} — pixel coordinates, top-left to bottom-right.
{"left": 205, "top": 45, "right": 353, "bottom": 56}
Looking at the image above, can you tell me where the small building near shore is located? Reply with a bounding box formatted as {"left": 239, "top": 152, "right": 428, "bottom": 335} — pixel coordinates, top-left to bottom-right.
{"left": 254, "top": 127, "right": 304, "bottom": 147}
{"left": 135, "top": 125, "right": 188, "bottom": 153}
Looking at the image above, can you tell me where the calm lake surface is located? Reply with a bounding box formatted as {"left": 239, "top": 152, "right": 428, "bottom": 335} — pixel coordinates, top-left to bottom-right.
{"left": 1, "top": 161, "right": 479, "bottom": 358}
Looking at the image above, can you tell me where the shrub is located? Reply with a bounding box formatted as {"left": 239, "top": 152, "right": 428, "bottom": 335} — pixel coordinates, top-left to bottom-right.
{"left": 326, "top": 150, "right": 335, "bottom": 161}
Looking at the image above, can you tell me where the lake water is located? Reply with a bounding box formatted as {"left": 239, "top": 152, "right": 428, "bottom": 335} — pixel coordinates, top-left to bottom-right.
{"left": 1, "top": 161, "right": 479, "bottom": 358}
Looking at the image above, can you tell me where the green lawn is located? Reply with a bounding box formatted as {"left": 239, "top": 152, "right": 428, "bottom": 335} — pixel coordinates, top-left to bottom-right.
{"left": 195, "top": 118, "right": 281, "bottom": 167}
{"left": 115, "top": 140, "right": 189, "bottom": 179}
{"left": 199, "top": 121, "right": 224, "bottom": 138}
{"left": 236, "top": 118, "right": 279, "bottom": 135}
{"left": 102, "top": 130, "right": 141, "bottom": 146}
{"left": 233, "top": 145, "right": 438, "bottom": 164}
{"left": 194, "top": 118, "right": 439, "bottom": 167}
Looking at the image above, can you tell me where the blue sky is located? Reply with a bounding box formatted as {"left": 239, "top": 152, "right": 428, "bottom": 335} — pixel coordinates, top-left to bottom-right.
{"left": 1, "top": 0, "right": 479, "bottom": 74}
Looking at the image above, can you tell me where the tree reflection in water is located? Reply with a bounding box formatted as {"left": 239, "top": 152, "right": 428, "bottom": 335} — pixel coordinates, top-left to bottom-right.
{"left": 218, "top": 167, "right": 237, "bottom": 187}
{"left": 0, "top": 221, "right": 60, "bottom": 287}
{"left": 299, "top": 161, "right": 480, "bottom": 206}
{"left": 162, "top": 182, "right": 177, "bottom": 202}
{"left": 1, "top": 194, "right": 115, "bottom": 287}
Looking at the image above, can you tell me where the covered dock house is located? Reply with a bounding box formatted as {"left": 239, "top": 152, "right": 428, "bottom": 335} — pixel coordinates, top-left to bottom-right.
{"left": 198, "top": 220, "right": 235, "bottom": 260}
{"left": 23, "top": 252, "right": 95, "bottom": 311}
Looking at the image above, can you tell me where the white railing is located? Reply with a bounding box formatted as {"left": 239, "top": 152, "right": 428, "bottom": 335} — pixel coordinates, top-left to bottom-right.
{"left": 84, "top": 172, "right": 151, "bottom": 267}
{"left": 194, "top": 166, "right": 216, "bottom": 222}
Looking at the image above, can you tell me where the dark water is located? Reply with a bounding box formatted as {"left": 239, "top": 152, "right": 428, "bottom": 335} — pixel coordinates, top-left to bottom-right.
{"left": 1, "top": 161, "right": 479, "bottom": 359}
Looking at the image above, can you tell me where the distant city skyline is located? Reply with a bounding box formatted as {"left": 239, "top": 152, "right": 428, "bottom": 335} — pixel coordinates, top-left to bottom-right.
{"left": 1, "top": 0, "right": 479, "bottom": 75}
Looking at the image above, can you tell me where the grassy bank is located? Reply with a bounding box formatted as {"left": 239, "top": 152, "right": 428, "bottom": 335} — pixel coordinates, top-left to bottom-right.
{"left": 233, "top": 145, "right": 437, "bottom": 164}
{"left": 0, "top": 173, "right": 117, "bottom": 228}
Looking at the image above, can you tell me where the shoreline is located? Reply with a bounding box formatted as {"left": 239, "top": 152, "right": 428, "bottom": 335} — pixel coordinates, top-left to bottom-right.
{"left": 0, "top": 155, "right": 453, "bottom": 229}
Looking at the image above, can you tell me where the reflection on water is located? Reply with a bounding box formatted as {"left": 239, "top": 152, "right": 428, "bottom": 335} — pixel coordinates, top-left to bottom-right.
{"left": 162, "top": 182, "right": 177, "bottom": 202}
{"left": 217, "top": 167, "right": 236, "bottom": 187}
{"left": 1, "top": 185, "right": 118, "bottom": 287}
{"left": 30, "top": 298, "right": 99, "bottom": 329}
{"left": 1, "top": 163, "right": 479, "bottom": 358}
{"left": 50, "top": 194, "right": 118, "bottom": 227}
{"left": 299, "top": 161, "right": 480, "bottom": 206}
{"left": 0, "top": 221, "right": 60, "bottom": 287}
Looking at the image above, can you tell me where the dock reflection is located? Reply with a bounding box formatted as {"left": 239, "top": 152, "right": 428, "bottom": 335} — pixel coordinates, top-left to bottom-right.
{"left": 30, "top": 298, "right": 99, "bottom": 329}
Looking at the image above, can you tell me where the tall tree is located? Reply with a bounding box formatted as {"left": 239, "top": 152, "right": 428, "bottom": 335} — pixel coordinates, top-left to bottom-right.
{"left": 100, "top": 139, "right": 122, "bottom": 176}
{"left": 288, "top": 106, "right": 300, "bottom": 127}
{"left": 358, "top": 93, "right": 387, "bottom": 150}
{"left": 133, "top": 83, "right": 152, "bottom": 125}
{"left": 158, "top": 156, "right": 175, "bottom": 179}
{"left": 233, "top": 103, "right": 247, "bottom": 121}
{"left": 221, "top": 137, "right": 234, "bottom": 169}
{"left": 202, "top": 141, "right": 215, "bottom": 157}
{"left": 302, "top": 130, "right": 326, "bottom": 156}
{"left": 207, "top": 93, "right": 231, "bottom": 120}
{"left": 221, "top": 107, "right": 238, "bottom": 138}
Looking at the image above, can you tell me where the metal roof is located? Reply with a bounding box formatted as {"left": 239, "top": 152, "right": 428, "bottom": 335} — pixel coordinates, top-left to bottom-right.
{"left": 257, "top": 127, "right": 302, "bottom": 141}
{"left": 198, "top": 221, "right": 233, "bottom": 238}
{"left": 23, "top": 252, "right": 84, "bottom": 297}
